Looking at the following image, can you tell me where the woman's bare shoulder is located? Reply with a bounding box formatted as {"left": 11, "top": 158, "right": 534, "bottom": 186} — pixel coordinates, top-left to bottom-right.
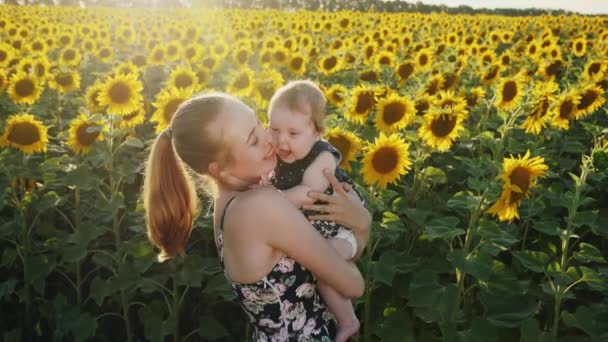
{"left": 228, "top": 187, "right": 286, "bottom": 222}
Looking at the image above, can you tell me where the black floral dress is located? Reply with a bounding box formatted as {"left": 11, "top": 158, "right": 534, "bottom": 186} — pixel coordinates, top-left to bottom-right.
{"left": 215, "top": 196, "right": 337, "bottom": 341}
{"left": 272, "top": 140, "right": 354, "bottom": 239}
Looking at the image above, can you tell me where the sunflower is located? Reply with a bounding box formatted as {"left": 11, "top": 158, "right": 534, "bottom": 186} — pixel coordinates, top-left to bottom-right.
{"left": 571, "top": 37, "right": 587, "bottom": 57}
{"left": 59, "top": 47, "right": 81, "bottom": 67}
{"left": 324, "top": 127, "right": 362, "bottom": 172}
{"left": 415, "top": 48, "right": 433, "bottom": 70}
{"left": 538, "top": 59, "right": 564, "bottom": 81}
{"left": 0, "top": 70, "right": 7, "bottom": 94}
{"left": 422, "top": 74, "right": 445, "bottom": 96}
{"left": 85, "top": 82, "right": 105, "bottom": 113}
{"left": 201, "top": 55, "right": 220, "bottom": 71}
{"left": 345, "top": 85, "right": 377, "bottom": 125}
{"left": 253, "top": 69, "right": 284, "bottom": 110}
{"left": 31, "top": 57, "right": 51, "bottom": 81}
{"left": 574, "top": 83, "right": 606, "bottom": 119}
{"left": 487, "top": 150, "right": 548, "bottom": 222}
{"left": 149, "top": 46, "right": 165, "bottom": 66}
{"left": 81, "top": 38, "right": 97, "bottom": 54}
{"left": 494, "top": 74, "right": 526, "bottom": 111}
{"left": 130, "top": 54, "right": 148, "bottom": 68}
{"left": 232, "top": 46, "right": 252, "bottom": 67}
{"left": 583, "top": 60, "right": 606, "bottom": 82}
{"left": 151, "top": 87, "right": 193, "bottom": 132}
{"left": 375, "top": 94, "right": 416, "bottom": 134}
{"left": 318, "top": 54, "right": 342, "bottom": 76}
{"left": 480, "top": 63, "right": 503, "bottom": 85}
{"left": 0, "top": 113, "right": 49, "bottom": 154}
{"left": 394, "top": 60, "right": 415, "bottom": 85}
{"left": 28, "top": 38, "right": 48, "bottom": 56}
{"left": 227, "top": 67, "right": 254, "bottom": 97}
{"left": 465, "top": 87, "right": 486, "bottom": 109}
{"left": 359, "top": 69, "right": 380, "bottom": 83}
{"left": 211, "top": 40, "right": 229, "bottom": 59}
{"left": 361, "top": 42, "right": 378, "bottom": 65}
{"left": 418, "top": 104, "right": 466, "bottom": 152}
{"left": 168, "top": 66, "right": 198, "bottom": 90}
{"left": 48, "top": 69, "right": 81, "bottom": 94}
{"left": 415, "top": 94, "right": 433, "bottom": 116}
{"left": 552, "top": 91, "right": 581, "bottom": 130}
{"left": 96, "top": 46, "right": 114, "bottom": 63}
{"left": 324, "top": 84, "right": 348, "bottom": 108}
{"left": 165, "top": 41, "right": 181, "bottom": 62}
{"left": 67, "top": 113, "right": 107, "bottom": 154}
{"left": 0, "top": 43, "right": 16, "bottom": 67}
{"left": 116, "top": 105, "right": 145, "bottom": 129}
{"left": 520, "top": 81, "right": 558, "bottom": 135}
{"left": 7, "top": 71, "right": 44, "bottom": 106}
{"left": 361, "top": 133, "right": 411, "bottom": 189}
{"left": 287, "top": 53, "right": 307, "bottom": 76}
{"left": 525, "top": 40, "right": 541, "bottom": 59}
{"left": 97, "top": 73, "right": 143, "bottom": 116}
{"left": 375, "top": 51, "right": 395, "bottom": 70}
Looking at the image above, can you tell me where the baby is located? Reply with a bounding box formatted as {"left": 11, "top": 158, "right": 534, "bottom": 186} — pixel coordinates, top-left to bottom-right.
{"left": 267, "top": 80, "right": 360, "bottom": 342}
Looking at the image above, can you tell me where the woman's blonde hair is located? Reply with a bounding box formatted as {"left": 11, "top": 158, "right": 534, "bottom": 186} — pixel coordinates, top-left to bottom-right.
{"left": 268, "top": 79, "right": 326, "bottom": 134}
{"left": 142, "top": 93, "right": 236, "bottom": 261}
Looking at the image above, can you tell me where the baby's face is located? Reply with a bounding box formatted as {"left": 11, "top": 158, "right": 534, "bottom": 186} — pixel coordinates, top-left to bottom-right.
{"left": 268, "top": 106, "right": 320, "bottom": 163}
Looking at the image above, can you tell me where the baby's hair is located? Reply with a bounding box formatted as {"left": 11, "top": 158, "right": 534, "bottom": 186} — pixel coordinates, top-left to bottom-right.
{"left": 268, "top": 79, "right": 326, "bottom": 134}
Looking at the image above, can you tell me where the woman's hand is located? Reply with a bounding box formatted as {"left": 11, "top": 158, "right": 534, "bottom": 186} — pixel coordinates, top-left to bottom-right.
{"left": 303, "top": 169, "right": 371, "bottom": 259}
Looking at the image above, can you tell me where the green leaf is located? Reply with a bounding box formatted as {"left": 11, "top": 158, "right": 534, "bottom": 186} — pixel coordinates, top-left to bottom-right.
{"left": 374, "top": 250, "right": 419, "bottom": 286}
{"left": 64, "top": 165, "right": 99, "bottom": 190}
{"left": 424, "top": 216, "right": 464, "bottom": 240}
{"left": 573, "top": 243, "right": 606, "bottom": 263}
{"left": 373, "top": 307, "right": 415, "bottom": 342}
{"left": 478, "top": 290, "right": 538, "bottom": 328}
{"left": 459, "top": 317, "right": 499, "bottom": 342}
{"left": 476, "top": 219, "right": 518, "bottom": 249}
{"left": 520, "top": 317, "right": 556, "bottom": 342}
{"left": 580, "top": 266, "right": 608, "bottom": 291}
{"left": 562, "top": 305, "right": 608, "bottom": 340}
{"left": 24, "top": 255, "right": 55, "bottom": 294}
{"left": 422, "top": 166, "right": 447, "bottom": 185}
{"left": 122, "top": 136, "right": 144, "bottom": 149}
{"left": 175, "top": 255, "right": 205, "bottom": 287}
{"left": 532, "top": 218, "right": 561, "bottom": 237}
{"left": 447, "top": 250, "right": 493, "bottom": 282}
{"left": 62, "top": 244, "right": 87, "bottom": 263}
{"left": 512, "top": 250, "right": 550, "bottom": 273}
{"left": 199, "top": 315, "right": 230, "bottom": 340}
{"left": 446, "top": 191, "right": 479, "bottom": 210}
{"left": 89, "top": 276, "right": 113, "bottom": 306}
{"left": 572, "top": 210, "right": 598, "bottom": 229}
{"left": 0, "top": 279, "right": 17, "bottom": 299}
{"left": 401, "top": 207, "right": 431, "bottom": 226}
{"left": 204, "top": 273, "right": 236, "bottom": 300}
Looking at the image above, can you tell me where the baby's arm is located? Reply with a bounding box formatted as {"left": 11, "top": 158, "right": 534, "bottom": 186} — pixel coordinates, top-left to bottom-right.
{"left": 281, "top": 151, "right": 337, "bottom": 208}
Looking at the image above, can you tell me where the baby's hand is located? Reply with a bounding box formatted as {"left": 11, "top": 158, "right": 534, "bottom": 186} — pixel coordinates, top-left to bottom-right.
{"left": 284, "top": 185, "right": 315, "bottom": 208}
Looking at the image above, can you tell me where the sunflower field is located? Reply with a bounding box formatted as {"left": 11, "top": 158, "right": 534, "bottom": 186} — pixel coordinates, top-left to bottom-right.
{"left": 1, "top": 3, "right": 608, "bottom": 341}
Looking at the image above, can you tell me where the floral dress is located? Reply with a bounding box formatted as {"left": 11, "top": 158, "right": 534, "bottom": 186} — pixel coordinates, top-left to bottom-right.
{"left": 215, "top": 196, "right": 337, "bottom": 341}
{"left": 272, "top": 140, "right": 355, "bottom": 239}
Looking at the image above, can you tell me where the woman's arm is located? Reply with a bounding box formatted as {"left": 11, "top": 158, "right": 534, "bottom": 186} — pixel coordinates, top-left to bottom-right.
{"left": 302, "top": 169, "right": 371, "bottom": 260}
{"left": 235, "top": 187, "right": 365, "bottom": 298}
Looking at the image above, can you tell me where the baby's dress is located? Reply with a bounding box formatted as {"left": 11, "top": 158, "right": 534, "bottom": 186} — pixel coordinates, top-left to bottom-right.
{"left": 271, "top": 140, "right": 358, "bottom": 258}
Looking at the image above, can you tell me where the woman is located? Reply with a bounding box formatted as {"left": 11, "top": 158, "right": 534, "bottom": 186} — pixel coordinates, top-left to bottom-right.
{"left": 142, "top": 93, "right": 371, "bottom": 341}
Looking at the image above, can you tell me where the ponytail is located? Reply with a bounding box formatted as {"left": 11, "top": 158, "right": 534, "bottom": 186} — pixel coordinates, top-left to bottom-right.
{"left": 143, "top": 132, "right": 197, "bottom": 261}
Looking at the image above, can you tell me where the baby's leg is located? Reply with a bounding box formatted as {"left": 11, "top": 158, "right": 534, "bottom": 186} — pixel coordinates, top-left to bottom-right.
{"left": 317, "top": 238, "right": 360, "bottom": 342}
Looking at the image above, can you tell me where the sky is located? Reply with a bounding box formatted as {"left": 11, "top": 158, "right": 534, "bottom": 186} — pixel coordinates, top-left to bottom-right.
{"left": 410, "top": 0, "right": 608, "bottom": 15}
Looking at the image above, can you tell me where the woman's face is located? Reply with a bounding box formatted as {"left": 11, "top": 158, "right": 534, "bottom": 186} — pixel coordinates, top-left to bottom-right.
{"left": 215, "top": 100, "right": 277, "bottom": 186}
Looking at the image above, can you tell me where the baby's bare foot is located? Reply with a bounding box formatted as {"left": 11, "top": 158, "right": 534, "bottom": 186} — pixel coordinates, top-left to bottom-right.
{"left": 335, "top": 319, "right": 360, "bottom": 342}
